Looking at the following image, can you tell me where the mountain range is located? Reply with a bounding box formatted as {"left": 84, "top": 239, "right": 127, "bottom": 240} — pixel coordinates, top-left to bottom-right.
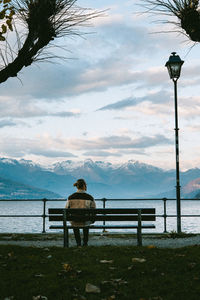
{"left": 0, "top": 158, "right": 200, "bottom": 199}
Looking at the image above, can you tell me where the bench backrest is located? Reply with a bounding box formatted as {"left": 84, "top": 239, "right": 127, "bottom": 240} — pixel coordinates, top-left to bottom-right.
{"left": 48, "top": 208, "right": 156, "bottom": 222}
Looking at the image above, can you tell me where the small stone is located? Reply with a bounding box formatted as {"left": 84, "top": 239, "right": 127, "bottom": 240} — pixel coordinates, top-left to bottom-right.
{"left": 132, "top": 258, "right": 146, "bottom": 263}
{"left": 47, "top": 255, "right": 52, "bottom": 259}
{"left": 85, "top": 283, "right": 100, "bottom": 293}
{"left": 100, "top": 260, "right": 114, "bottom": 264}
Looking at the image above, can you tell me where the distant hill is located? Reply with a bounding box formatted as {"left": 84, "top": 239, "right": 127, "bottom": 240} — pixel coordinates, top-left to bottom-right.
{"left": 0, "top": 175, "right": 61, "bottom": 199}
{"left": 194, "top": 190, "right": 200, "bottom": 199}
{"left": 0, "top": 157, "right": 200, "bottom": 199}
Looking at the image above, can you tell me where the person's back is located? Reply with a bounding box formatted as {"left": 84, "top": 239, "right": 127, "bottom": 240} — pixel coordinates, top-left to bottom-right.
{"left": 67, "top": 191, "right": 95, "bottom": 209}
{"left": 65, "top": 178, "right": 96, "bottom": 246}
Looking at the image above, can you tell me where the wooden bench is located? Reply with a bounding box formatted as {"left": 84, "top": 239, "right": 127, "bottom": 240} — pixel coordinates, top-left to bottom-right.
{"left": 48, "top": 208, "right": 156, "bottom": 247}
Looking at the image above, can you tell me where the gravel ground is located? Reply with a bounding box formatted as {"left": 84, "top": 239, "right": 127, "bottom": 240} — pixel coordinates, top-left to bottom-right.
{"left": 1, "top": 233, "right": 200, "bottom": 248}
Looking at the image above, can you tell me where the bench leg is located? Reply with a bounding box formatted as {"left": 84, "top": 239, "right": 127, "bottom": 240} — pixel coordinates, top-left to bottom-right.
{"left": 137, "top": 209, "right": 142, "bottom": 246}
{"left": 64, "top": 227, "right": 69, "bottom": 248}
{"left": 137, "top": 227, "right": 142, "bottom": 246}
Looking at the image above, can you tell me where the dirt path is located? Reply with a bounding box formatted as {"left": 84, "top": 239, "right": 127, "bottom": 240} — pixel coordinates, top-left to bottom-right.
{"left": 1, "top": 233, "right": 200, "bottom": 248}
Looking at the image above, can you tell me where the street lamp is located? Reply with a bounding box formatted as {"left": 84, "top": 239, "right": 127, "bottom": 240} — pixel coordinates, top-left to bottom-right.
{"left": 165, "top": 52, "right": 184, "bottom": 233}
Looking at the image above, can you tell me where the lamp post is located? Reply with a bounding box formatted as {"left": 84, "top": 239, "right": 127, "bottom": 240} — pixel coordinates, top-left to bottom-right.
{"left": 165, "top": 52, "right": 184, "bottom": 234}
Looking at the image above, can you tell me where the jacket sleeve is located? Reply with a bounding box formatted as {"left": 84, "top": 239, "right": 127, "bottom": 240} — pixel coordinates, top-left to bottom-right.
{"left": 91, "top": 198, "right": 96, "bottom": 209}
{"left": 65, "top": 199, "right": 70, "bottom": 208}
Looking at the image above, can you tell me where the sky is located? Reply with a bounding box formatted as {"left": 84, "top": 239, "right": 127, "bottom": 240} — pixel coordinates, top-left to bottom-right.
{"left": 0, "top": 0, "right": 200, "bottom": 170}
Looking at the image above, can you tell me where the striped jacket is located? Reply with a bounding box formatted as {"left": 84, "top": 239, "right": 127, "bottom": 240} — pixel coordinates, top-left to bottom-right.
{"left": 65, "top": 190, "right": 96, "bottom": 226}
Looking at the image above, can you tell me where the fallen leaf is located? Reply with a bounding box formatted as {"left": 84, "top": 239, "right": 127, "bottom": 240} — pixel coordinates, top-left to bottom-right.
{"left": 85, "top": 283, "right": 101, "bottom": 293}
{"left": 109, "top": 267, "right": 116, "bottom": 270}
{"left": 132, "top": 258, "right": 146, "bottom": 263}
{"left": 8, "top": 252, "right": 14, "bottom": 257}
{"left": 34, "top": 274, "right": 44, "bottom": 278}
{"left": 152, "top": 268, "right": 157, "bottom": 272}
{"left": 32, "top": 296, "right": 48, "bottom": 300}
{"left": 100, "top": 260, "right": 114, "bottom": 264}
{"left": 188, "top": 262, "right": 196, "bottom": 269}
{"left": 107, "top": 296, "right": 116, "bottom": 300}
{"left": 111, "top": 278, "right": 128, "bottom": 285}
{"left": 111, "top": 278, "right": 122, "bottom": 283}
{"left": 101, "top": 280, "right": 110, "bottom": 285}
{"left": 147, "top": 245, "right": 156, "bottom": 249}
{"left": 63, "top": 263, "right": 72, "bottom": 272}
{"left": 79, "top": 296, "right": 86, "bottom": 300}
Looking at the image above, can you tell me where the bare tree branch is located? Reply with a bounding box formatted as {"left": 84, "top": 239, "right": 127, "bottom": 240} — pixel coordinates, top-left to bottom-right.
{"left": 141, "top": 0, "right": 200, "bottom": 42}
{"left": 0, "top": 0, "right": 104, "bottom": 84}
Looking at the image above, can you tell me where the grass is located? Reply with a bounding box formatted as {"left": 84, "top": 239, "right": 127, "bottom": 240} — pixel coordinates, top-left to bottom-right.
{"left": 1, "top": 244, "right": 200, "bottom": 299}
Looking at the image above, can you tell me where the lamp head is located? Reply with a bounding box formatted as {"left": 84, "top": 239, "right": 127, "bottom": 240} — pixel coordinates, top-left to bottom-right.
{"left": 165, "top": 52, "right": 184, "bottom": 80}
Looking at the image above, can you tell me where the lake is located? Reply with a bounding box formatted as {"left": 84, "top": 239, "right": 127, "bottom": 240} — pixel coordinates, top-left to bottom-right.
{"left": 0, "top": 199, "right": 200, "bottom": 234}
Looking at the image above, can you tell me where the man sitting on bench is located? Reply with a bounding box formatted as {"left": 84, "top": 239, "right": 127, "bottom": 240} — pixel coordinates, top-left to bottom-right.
{"left": 65, "top": 179, "right": 96, "bottom": 247}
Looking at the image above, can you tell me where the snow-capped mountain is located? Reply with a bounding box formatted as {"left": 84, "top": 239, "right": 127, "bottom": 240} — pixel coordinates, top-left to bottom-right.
{"left": 0, "top": 157, "right": 200, "bottom": 198}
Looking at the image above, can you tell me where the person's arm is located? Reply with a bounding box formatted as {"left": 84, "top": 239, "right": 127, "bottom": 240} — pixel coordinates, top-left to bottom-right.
{"left": 65, "top": 199, "right": 70, "bottom": 208}
{"left": 91, "top": 197, "right": 96, "bottom": 209}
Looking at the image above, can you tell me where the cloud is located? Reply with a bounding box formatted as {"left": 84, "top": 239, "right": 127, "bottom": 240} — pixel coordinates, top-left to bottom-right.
{"left": 0, "top": 137, "right": 77, "bottom": 158}
{"left": 0, "top": 133, "right": 172, "bottom": 158}
{"left": 29, "top": 149, "right": 77, "bottom": 158}
{"left": 83, "top": 150, "right": 122, "bottom": 157}
{"left": 0, "top": 119, "right": 17, "bottom": 128}
{"left": 98, "top": 97, "right": 140, "bottom": 111}
{"left": 0, "top": 97, "right": 80, "bottom": 119}
{"left": 67, "top": 134, "right": 173, "bottom": 151}
{"left": 98, "top": 90, "right": 171, "bottom": 111}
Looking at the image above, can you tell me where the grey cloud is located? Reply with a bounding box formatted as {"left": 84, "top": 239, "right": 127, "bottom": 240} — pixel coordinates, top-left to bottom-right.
{"left": 0, "top": 119, "right": 17, "bottom": 128}
{"left": 98, "top": 90, "right": 171, "bottom": 111}
{"left": 69, "top": 134, "right": 173, "bottom": 151}
{"left": 48, "top": 111, "right": 80, "bottom": 118}
{"left": 98, "top": 97, "right": 140, "bottom": 111}
{"left": 0, "top": 137, "right": 76, "bottom": 158}
{"left": 29, "top": 149, "right": 77, "bottom": 158}
{"left": 83, "top": 151, "right": 122, "bottom": 157}
{"left": 0, "top": 97, "right": 80, "bottom": 119}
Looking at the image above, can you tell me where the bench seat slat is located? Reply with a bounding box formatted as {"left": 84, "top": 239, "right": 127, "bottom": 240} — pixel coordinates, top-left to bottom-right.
{"left": 50, "top": 224, "right": 156, "bottom": 229}
{"left": 48, "top": 208, "right": 155, "bottom": 214}
{"left": 49, "top": 215, "right": 156, "bottom": 222}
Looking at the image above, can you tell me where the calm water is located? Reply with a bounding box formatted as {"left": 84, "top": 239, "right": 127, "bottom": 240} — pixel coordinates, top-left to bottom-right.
{"left": 0, "top": 199, "right": 200, "bottom": 233}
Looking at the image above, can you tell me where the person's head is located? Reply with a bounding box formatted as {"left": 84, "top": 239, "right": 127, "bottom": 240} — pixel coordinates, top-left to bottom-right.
{"left": 73, "top": 178, "right": 87, "bottom": 191}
